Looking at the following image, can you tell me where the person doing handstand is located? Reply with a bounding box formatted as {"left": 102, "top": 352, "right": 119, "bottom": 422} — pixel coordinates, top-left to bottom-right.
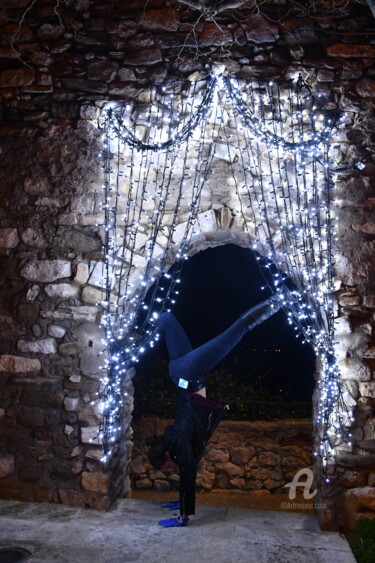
{"left": 148, "top": 296, "right": 281, "bottom": 528}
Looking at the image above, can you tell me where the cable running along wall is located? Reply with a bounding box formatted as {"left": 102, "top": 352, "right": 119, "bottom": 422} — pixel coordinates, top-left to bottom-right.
{"left": 98, "top": 73, "right": 352, "bottom": 475}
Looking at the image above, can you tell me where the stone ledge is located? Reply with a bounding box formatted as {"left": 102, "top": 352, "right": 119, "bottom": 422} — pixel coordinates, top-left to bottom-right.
{"left": 336, "top": 453, "right": 375, "bottom": 469}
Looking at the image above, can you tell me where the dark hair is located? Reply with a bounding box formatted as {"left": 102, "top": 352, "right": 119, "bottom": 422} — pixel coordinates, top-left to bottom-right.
{"left": 148, "top": 435, "right": 167, "bottom": 469}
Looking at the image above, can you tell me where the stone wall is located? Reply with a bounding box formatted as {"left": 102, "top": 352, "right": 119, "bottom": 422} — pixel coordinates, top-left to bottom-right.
{"left": 0, "top": 0, "right": 374, "bottom": 529}
{"left": 131, "top": 417, "right": 313, "bottom": 493}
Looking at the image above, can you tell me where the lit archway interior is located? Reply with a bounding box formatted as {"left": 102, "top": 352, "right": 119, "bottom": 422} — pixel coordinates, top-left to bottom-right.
{"left": 97, "top": 72, "right": 352, "bottom": 480}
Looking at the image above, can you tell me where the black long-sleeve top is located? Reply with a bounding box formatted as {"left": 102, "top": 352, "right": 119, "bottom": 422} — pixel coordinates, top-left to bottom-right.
{"left": 163, "top": 392, "right": 225, "bottom": 517}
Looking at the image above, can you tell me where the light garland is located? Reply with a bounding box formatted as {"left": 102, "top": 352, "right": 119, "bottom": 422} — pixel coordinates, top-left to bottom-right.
{"left": 97, "top": 73, "right": 352, "bottom": 475}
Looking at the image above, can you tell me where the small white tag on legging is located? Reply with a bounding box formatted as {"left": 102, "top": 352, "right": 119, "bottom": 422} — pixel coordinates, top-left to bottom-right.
{"left": 178, "top": 378, "right": 189, "bottom": 389}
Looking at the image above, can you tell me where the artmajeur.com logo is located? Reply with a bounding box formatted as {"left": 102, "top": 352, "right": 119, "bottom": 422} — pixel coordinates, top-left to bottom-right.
{"left": 285, "top": 467, "right": 317, "bottom": 500}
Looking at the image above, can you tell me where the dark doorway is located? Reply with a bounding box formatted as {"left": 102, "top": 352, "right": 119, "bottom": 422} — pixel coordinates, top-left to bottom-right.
{"left": 134, "top": 244, "right": 315, "bottom": 416}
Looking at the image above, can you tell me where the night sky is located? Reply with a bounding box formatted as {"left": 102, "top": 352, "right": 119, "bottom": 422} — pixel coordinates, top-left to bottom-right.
{"left": 146, "top": 244, "right": 315, "bottom": 402}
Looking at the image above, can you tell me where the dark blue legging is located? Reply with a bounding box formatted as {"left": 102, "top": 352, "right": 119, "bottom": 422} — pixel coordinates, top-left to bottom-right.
{"left": 156, "top": 312, "right": 249, "bottom": 392}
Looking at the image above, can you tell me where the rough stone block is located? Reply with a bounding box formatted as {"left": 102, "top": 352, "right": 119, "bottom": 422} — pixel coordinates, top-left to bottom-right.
{"left": 74, "top": 263, "right": 89, "bottom": 285}
{"left": 364, "top": 296, "right": 375, "bottom": 308}
{"left": 64, "top": 397, "right": 80, "bottom": 411}
{"left": 88, "top": 261, "right": 112, "bottom": 288}
{"left": 81, "top": 214, "right": 105, "bottom": 226}
{"left": 58, "top": 489, "right": 85, "bottom": 507}
{"left": 20, "top": 260, "right": 72, "bottom": 282}
{"left": 138, "top": 9, "right": 179, "bottom": 31}
{"left": 282, "top": 17, "right": 319, "bottom": 45}
{"left": 342, "top": 379, "right": 359, "bottom": 400}
{"left": 81, "top": 425, "right": 101, "bottom": 444}
{"left": 196, "top": 469, "right": 215, "bottom": 489}
{"left": 17, "top": 338, "right": 57, "bottom": 354}
{"left": 244, "top": 14, "right": 279, "bottom": 43}
{"left": 41, "top": 306, "right": 98, "bottom": 322}
{"left": 48, "top": 325, "right": 67, "bottom": 338}
{"left": 56, "top": 231, "right": 101, "bottom": 253}
{"left": 334, "top": 316, "right": 351, "bottom": 336}
{"left": 153, "top": 479, "right": 171, "bottom": 491}
{"left": 85, "top": 448, "right": 103, "bottom": 461}
{"left": 199, "top": 23, "right": 233, "bottom": 46}
{"left": 20, "top": 228, "right": 47, "bottom": 248}
{"left": 72, "top": 322, "right": 105, "bottom": 350}
{"left": 356, "top": 77, "right": 375, "bottom": 99}
{"left": 35, "top": 196, "right": 65, "bottom": 207}
{"left": 229, "top": 476, "right": 247, "bottom": 489}
{"left": 352, "top": 221, "right": 375, "bottom": 234}
{"left": 26, "top": 285, "right": 40, "bottom": 302}
{"left": 230, "top": 446, "right": 254, "bottom": 465}
{"left": 57, "top": 213, "right": 78, "bottom": 225}
{"left": 0, "top": 355, "right": 41, "bottom": 373}
{"left": 118, "top": 67, "right": 137, "bottom": 81}
{"left": 0, "top": 453, "right": 15, "bottom": 478}
{"left": 198, "top": 210, "right": 217, "bottom": 233}
{"left": 87, "top": 60, "right": 118, "bottom": 82}
{"left": 338, "top": 470, "right": 366, "bottom": 487}
{"left": 69, "top": 375, "right": 81, "bottom": 384}
{"left": 359, "top": 382, "right": 375, "bottom": 398}
{"left": 37, "top": 23, "right": 65, "bottom": 40}
{"left": 130, "top": 455, "right": 144, "bottom": 474}
{"left": 64, "top": 425, "right": 74, "bottom": 435}
{"left": 338, "top": 294, "right": 361, "bottom": 307}
{"left": 80, "top": 104, "right": 100, "bottom": 121}
{"left": 317, "top": 69, "right": 335, "bottom": 82}
{"left": 82, "top": 286, "right": 102, "bottom": 304}
{"left": 45, "top": 283, "right": 79, "bottom": 298}
{"left": 216, "top": 473, "right": 229, "bottom": 488}
{"left": 205, "top": 447, "right": 229, "bottom": 463}
{"left": 133, "top": 478, "right": 152, "bottom": 489}
{"left": 341, "top": 487, "right": 375, "bottom": 530}
{"left": 62, "top": 78, "right": 108, "bottom": 93}
{"left": 327, "top": 44, "right": 375, "bottom": 58}
{"left": 80, "top": 348, "right": 103, "bottom": 377}
{"left": 23, "top": 178, "right": 50, "bottom": 195}
{"left": 0, "top": 68, "right": 35, "bottom": 87}
{"left": 17, "top": 303, "right": 39, "bottom": 323}
{"left": 107, "top": 20, "right": 136, "bottom": 38}
{"left": 363, "top": 347, "right": 375, "bottom": 359}
{"left": 0, "top": 228, "right": 19, "bottom": 248}
{"left": 217, "top": 462, "right": 245, "bottom": 477}
{"left": 123, "top": 49, "right": 162, "bottom": 66}
{"left": 338, "top": 359, "right": 371, "bottom": 381}
{"left": 82, "top": 471, "right": 108, "bottom": 493}
{"left": 263, "top": 478, "right": 281, "bottom": 490}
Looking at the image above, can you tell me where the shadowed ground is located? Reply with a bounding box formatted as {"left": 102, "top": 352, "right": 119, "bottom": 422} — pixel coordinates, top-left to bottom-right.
{"left": 131, "top": 488, "right": 316, "bottom": 513}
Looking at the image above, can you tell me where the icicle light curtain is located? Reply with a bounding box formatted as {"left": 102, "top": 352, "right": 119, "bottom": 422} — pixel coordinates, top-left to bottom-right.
{"left": 98, "top": 73, "right": 352, "bottom": 473}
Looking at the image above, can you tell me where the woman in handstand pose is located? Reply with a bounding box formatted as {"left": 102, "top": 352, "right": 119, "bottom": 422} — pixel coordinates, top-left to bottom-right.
{"left": 148, "top": 296, "right": 281, "bottom": 528}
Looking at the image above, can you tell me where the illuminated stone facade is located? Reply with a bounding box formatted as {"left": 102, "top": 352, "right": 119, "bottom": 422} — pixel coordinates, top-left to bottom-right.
{"left": 0, "top": 0, "right": 374, "bottom": 530}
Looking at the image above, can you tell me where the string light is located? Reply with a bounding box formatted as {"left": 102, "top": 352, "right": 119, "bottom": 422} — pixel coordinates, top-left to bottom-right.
{"left": 97, "top": 73, "right": 351, "bottom": 474}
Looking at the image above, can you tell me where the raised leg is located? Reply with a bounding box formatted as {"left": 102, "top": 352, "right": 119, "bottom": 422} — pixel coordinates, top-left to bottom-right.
{"left": 169, "top": 297, "right": 281, "bottom": 390}
{"left": 156, "top": 312, "right": 193, "bottom": 360}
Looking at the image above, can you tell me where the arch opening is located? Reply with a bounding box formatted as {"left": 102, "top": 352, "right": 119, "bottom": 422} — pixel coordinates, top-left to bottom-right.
{"left": 130, "top": 243, "right": 316, "bottom": 502}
